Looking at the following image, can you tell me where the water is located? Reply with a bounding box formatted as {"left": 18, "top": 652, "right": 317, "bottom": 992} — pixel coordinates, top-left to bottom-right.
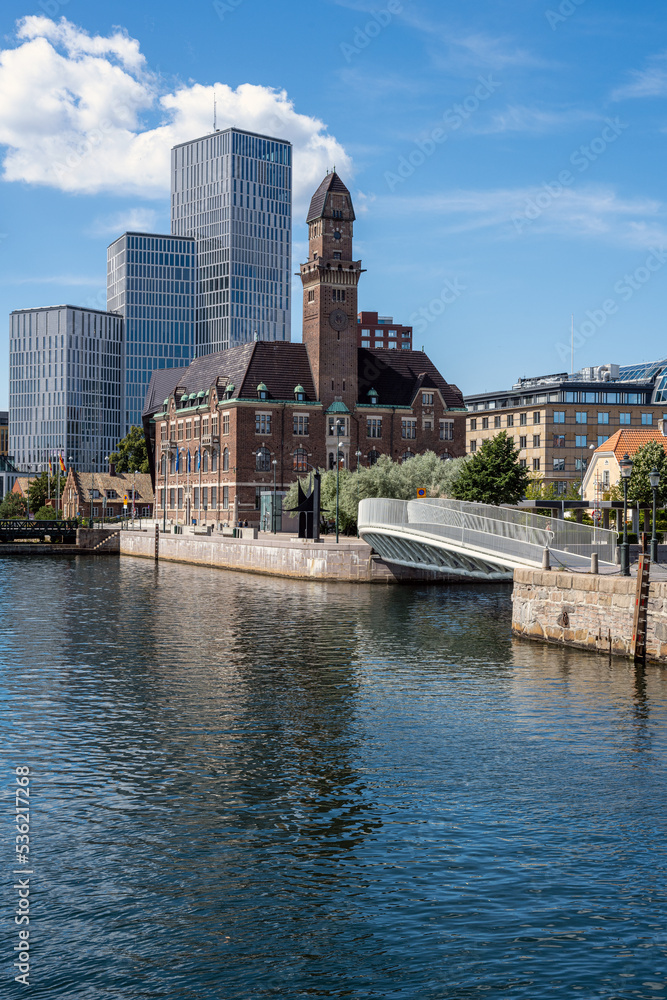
{"left": 1, "top": 555, "right": 667, "bottom": 999}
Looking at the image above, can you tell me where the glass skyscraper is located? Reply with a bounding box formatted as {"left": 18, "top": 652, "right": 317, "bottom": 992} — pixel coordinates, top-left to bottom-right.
{"left": 9, "top": 306, "right": 122, "bottom": 473}
{"left": 107, "top": 231, "right": 196, "bottom": 433}
{"left": 171, "top": 127, "right": 292, "bottom": 354}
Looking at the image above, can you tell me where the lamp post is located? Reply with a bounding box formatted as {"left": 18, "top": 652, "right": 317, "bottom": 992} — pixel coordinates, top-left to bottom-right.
{"left": 650, "top": 466, "right": 660, "bottom": 563}
{"left": 620, "top": 452, "right": 633, "bottom": 576}
{"left": 103, "top": 456, "right": 109, "bottom": 523}
{"left": 335, "top": 420, "right": 345, "bottom": 544}
{"left": 89, "top": 467, "right": 95, "bottom": 528}
{"left": 272, "top": 458, "right": 277, "bottom": 534}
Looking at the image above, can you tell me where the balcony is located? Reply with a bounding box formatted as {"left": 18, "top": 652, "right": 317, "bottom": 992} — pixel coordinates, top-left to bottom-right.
{"left": 160, "top": 439, "right": 175, "bottom": 451}
{"left": 201, "top": 434, "right": 219, "bottom": 448}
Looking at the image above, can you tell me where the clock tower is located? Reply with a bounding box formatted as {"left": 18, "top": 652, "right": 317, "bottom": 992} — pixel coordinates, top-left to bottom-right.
{"left": 300, "top": 171, "right": 364, "bottom": 413}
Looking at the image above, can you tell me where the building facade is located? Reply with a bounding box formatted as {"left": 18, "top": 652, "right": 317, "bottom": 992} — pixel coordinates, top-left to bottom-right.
{"left": 357, "top": 312, "right": 412, "bottom": 350}
{"left": 0, "top": 411, "right": 7, "bottom": 456}
{"left": 0, "top": 454, "right": 18, "bottom": 502}
{"left": 465, "top": 364, "right": 667, "bottom": 494}
{"left": 171, "top": 127, "right": 292, "bottom": 354}
{"left": 107, "top": 231, "right": 196, "bottom": 433}
{"left": 62, "top": 467, "right": 154, "bottom": 521}
{"left": 9, "top": 306, "right": 123, "bottom": 473}
{"left": 143, "top": 172, "right": 466, "bottom": 526}
{"left": 582, "top": 425, "right": 667, "bottom": 504}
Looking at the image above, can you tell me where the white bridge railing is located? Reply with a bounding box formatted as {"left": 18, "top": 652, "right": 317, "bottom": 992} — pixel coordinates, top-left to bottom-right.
{"left": 358, "top": 497, "right": 617, "bottom": 571}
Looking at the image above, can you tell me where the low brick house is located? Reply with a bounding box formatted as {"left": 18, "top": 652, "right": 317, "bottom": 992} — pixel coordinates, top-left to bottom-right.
{"left": 62, "top": 467, "right": 154, "bottom": 520}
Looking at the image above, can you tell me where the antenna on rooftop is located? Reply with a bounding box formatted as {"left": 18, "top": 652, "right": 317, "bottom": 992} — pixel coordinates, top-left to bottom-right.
{"left": 571, "top": 313, "right": 574, "bottom": 374}
{"left": 213, "top": 91, "right": 217, "bottom": 131}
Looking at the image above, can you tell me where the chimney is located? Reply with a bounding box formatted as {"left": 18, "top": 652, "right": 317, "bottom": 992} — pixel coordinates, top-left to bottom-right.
{"left": 661, "top": 419, "right": 667, "bottom": 438}
{"left": 109, "top": 462, "right": 116, "bottom": 477}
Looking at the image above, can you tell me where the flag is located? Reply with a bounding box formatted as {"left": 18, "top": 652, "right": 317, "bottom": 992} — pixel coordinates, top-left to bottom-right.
{"left": 175, "top": 449, "right": 180, "bottom": 473}
{"left": 59, "top": 453, "right": 66, "bottom": 473}
{"left": 48, "top": 457, "right": 53, "bottom": 475}
{"left": 187, "top": 450, "right": 191, "bottom": 474}
{"left": 196, "top": 448, "right": 200, "bottom": 472}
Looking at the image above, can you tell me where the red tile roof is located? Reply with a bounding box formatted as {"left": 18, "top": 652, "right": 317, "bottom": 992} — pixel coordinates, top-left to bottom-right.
{"left": 595, "top": 427, "right": 667, "bottom": 460}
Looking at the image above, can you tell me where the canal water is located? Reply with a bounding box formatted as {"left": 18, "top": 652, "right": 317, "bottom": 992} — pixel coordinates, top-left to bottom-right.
{"left": 1, "top": 555, "right": 667, "bottom": 999}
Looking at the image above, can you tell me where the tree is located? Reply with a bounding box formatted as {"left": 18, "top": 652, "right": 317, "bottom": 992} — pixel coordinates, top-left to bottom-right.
{"left": 284, "top": 452, "right": 470, "bottom": 533}
{"left": 0, "top": 491, "right": 27, "bottom": 518}
{"left": 28, "top": 472, "right": 63, "bottom": 513}
{"left": 109, "top": 426, "right": 149, "bottom": 474}
{"left": 627, "top": 440, "right": 667, "bottom": 506}
{"left": 34, "top": 505, "right": 62, "bottom": 521}
{"left": 451, "top": 431, "right": 529, "bottom": 505}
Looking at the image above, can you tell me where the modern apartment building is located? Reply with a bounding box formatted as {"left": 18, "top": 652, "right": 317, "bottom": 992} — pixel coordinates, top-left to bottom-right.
{"left": 465, "top": 362, "right": 667, "bottom": 494}
{"left": 357, "top": 312, "right": 412, "bottom": 350}
{"left": 9, "top": 306, "right": 123, "bottom": 473}
{"left": 107, "top": 231, "right": 196, "bottom": 432}
{"left": 0, "top": 411, "right": 8, "bottom": 455}
{"left": 171, "top": 127, "right": 292, "bottom": 354}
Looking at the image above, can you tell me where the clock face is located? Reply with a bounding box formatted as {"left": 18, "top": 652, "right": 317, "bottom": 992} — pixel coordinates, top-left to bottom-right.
{"left": 329, "top": 308, "right": 348, "bottom": 331}
{"left": 333, "top": 230, "right": 342, "bottom": 241}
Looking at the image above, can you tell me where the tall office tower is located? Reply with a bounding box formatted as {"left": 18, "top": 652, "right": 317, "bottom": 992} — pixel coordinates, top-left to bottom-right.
{"left": 171, "top": 128, "right": 292, "bottom": 354}
{"left": 9, "top": 305, "right": 123, "bottom": 473}
{"left": 107, "top": 231, "right": 196, "bottom": 433}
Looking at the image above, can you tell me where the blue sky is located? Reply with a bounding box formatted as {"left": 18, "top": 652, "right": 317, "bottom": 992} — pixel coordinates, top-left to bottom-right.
{"left": 1, "top": 0, "right": 666, "bottom": 410}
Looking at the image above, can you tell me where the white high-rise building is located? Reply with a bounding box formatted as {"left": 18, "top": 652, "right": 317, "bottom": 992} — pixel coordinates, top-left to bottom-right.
{"left": 171, "top": 127, "right": 292, "bottom": 354}
{"left": 9, "top": 306, "right": 122, "bottom": 473}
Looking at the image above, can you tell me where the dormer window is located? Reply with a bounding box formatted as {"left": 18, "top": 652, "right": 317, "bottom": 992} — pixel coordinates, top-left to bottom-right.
{"left": 294, "top": 384, "right": 306, "bottom": 402}
{"left": 368, "top": 388, "right": 379, "bottom": 406}
{"left": 257, "top": 382, "right": 269, "bottom": 400}
{"left": 224, "top": 383, "right": 235, "bottom": 400}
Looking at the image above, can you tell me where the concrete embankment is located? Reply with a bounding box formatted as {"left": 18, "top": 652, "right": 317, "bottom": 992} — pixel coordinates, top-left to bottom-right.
{"left": 0, "top": 528, "right": 120, "bottom": 556}
{"left": 512, "top": 567, "right": 667, "bottom": 663}
{"left": 120, "top": 530, "right": 451, "bottom": 584}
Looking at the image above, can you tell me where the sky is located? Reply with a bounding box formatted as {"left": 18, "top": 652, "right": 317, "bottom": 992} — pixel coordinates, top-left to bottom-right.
{"left": 0, "top": 0, "right": 666, "bottom": 410}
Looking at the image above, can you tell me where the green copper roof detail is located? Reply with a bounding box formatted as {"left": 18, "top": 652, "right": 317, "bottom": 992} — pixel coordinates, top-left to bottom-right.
{"left": 326, "top": 400, "right": 351, "bottom": 414}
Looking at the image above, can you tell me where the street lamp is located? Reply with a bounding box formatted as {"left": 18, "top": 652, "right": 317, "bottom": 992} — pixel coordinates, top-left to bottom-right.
{"left": 272, "top": 458, "right": 277, "bottom": 534}
{"left": 103, "top": 456, "right": 109, "bottom": 523}
{"left": 650, "top": 465, "right": 660, "bottom": 563}
{"left": 620, "top": 452, "right": 633, "bottom": 576}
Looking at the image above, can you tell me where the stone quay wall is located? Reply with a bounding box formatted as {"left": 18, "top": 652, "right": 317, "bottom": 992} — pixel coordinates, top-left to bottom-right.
{"left": 512, "top": 568, "right": 667, "bottom": 663}
{"left": 120, "top": 530, "right": 452, "bottom": 584}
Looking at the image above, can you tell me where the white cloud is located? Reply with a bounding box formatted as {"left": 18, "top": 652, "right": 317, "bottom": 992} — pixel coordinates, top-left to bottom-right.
{"left": 0, "top": 17, "right": 352, "bottom": 216}
{"left": 475, "top": 105, "right": 601, "bottom": 135}
{"left": 88, "top": 207, "right": 162, "bottom": 238}
{"left": 612, "top": 51, "right": 667, "bottom": 100}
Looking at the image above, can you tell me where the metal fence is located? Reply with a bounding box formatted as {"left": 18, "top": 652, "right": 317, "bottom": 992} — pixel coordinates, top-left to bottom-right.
{"left": 358, "top": 497, "right": 617, "bottom": 570}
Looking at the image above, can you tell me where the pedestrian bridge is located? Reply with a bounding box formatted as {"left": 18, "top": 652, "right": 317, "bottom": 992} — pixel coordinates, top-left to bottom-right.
{"left": 358, "top": 498, "right": 617, "bottom": 580}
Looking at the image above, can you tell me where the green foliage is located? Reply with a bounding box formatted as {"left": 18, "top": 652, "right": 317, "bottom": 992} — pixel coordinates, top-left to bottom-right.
{"left": 34, "top": 505, "right": 62, "bottom": 521}
{"left": 451, "top": 432, "right": 529, "bottom": 505}
{"left": 0, "top": 491, "right": 27, "bottom": 518}
{"left": 28, "top": 472, "right": 63, "bottom": 513}
{"left": 627, "top": 440, "right": 667, "bottom": 506}
{"left": 284, "top": 452, "right": 469, "bottom": 533}
{"left": 109, "top": 426, "right": 149, "bottom": 474}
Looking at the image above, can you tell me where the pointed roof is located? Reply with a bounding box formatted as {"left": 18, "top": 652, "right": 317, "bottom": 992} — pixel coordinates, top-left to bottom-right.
{"left": 594, "top": 427, "right": 667, "bottom": 460}
{"left": 306, "top": 171, "right": 355, "bottom": 223}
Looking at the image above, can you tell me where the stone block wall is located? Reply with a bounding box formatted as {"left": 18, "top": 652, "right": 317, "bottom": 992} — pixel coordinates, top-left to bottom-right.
{"left": 512, "top": 567, "right": 667, "bottom": 663}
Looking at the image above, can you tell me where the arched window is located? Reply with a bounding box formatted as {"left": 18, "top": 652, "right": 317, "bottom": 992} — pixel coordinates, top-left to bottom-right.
{"left": 329, "top": 452, "right": 335, "bottom": 470}
{"left": 440, "top": 451, "right": 451, "bottom": 462}
{"left": 223, "top": 447, "right": 229, "bottom": 471}
{"left": 169, "top": 453, "right": 175, "bottom": 474}
{"left": 160, "top": 453, "right": 166, "bottom": 476}
{"left": 202, "top": 450, "right": 209, "bottom": 473}
{"left": 293, "top": 448, "right": 308, "bottom": 473}
{"left": 256, "top": 447, "right": 271, "bottom": 472}
{"left": 367, "top": 450, "right": 381, "bottom": 466}
{"left": 211, "top": 449, "right": 218, "bottom": 473}
{"left": 402, "top": 450, "right": 415, "bottom": 462}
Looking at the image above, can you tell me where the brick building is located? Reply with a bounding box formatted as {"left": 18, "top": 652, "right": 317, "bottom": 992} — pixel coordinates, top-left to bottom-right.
{"left": 357, "top": 312, "right": 412, "bottom": 350}
{"left": 62, "top": 467, "right": 154, "bottom": 520}
{"left": 143, "top": 171, "right": 466, "bottom": 526}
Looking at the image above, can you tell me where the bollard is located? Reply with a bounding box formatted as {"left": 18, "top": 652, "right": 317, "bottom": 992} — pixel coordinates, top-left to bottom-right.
{"left": 590, "top": 552, "right": 598, "bottom": 574}
{"left": 154, "top": 523, "right": 159, "bottom": 563}
{"left": 542, "top": 547, "right": 550, "bottom": 571}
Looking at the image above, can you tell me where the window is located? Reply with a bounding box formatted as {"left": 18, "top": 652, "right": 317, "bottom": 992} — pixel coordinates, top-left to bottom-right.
{"left": 202, "top": 416, "right": 209, "bottom": 436}
{"left": 575, "top": 435, "right": 587, "bottom": 448}
{"left": 575, "top": 458, "right": 587, "bottom": 471}
{"left": 223, "top": 448, "right": 229, "bottom": 471}
{"left": 603, "top": 471, "right": 610, "bottom": 487}
{"left": 401, "top": 419, "right": 417, "bottom": 439}
{"left": 482, "top": 417, "right": 489, "bottom": 429}
{"left": 597, "top": 412, "right": 609, "bottom": 424}
{"left": 256, "top": 447, "right": 271, "bottom": 472}
{"left": 533, "top": 412, "right": 541, "bottom": 424}
{"left": 333, "top": 252, "right": 341, "bottom": 260}
{"left": 293, "top": 414, "right": 310, "bottom": 436}
{"left": 186, "top": 421, "right": 192, "bottom": 440}
{"left": 556, "top": 481, "right": 568, "bottom": 496}
{"left": 401, "top": 343, "right": 410, "bottom": 350}
{"left": 328, "top": 416, "right": 348, "bottom": 436}
{"left": 160, "top": 424, "right": 167, "bottom": 441}
{"left": 575, "top": 412, "right": 588, "bottom": 424}
{"left": 255, "top": 413, "right": 272, "bottom": 435}
{"left": 532, "top": 458, "right": 540, "bottom": 471}
{"left": 367, "top": 450, "right": 381, "bottom": 466}
{"left": 177, "top": 422, "right": 184, "bottom": 440}
{"left": 553, "top": 411, "right": 565, "bottom": 424}
{"left": 532, "top": 435, "right": 541, "bottom": 448}
{"left": 470, "top": 418, "right": 477, "bottom": 431}
{"left": 223, "top": 486, "right": 229, "bottom": 510}
{"left": 619, "top": 412, "right": 631, "bottom": 425}
{"left": 293, "top": 448, "right": 308, "bottom": 472}
{"left": 422, "top": 393, "right": 434, "bottom": 405}
{"left": 210, "top": 487, "right": 217, "bottom": 510}
{"left": 222, "top": 413, "right": 230, "bottom": 435}
{"left": 494, "top": 416, "right": 501, "bottom": 428}
{"left": 642, "top": 413, "right": 653, "bottom": 425}
{"left": 169, "top": 488, "right": 175, "bottom": 510}
{"left": 519, "top": 458, "right": 527, "bottom": 468}
{"left": 553, "top": 434, "right": 565, "bottom": 448}
{"left": 307, "top": 290, "right": 315, "bottom": 302}
{"left": 374, "top": 341, "right": 384, "bottom": 349}
{"left": 553, "top": 457, "right": 566, "bottom": 471}
{"left": 332, "top": 289, "right": 346, "bottom": 302}
{"left": 202, "top": 487, "right": 208, "bottom": 509}
{"left": 194, "top": 487, "right": 199, "bottom": 509}
{"left": 255, "top": 487, "right": 263, "bottom": 509}
{"left": 178, "top": 488, "right": 184, "bottom": 510}
{"left": 211, "top": 451, "right": 218, "bottom": 473}
{"left": 520, "top": 413, "right": 527, "bottom": 426}
{"left": 212, "top": 416, "right": 218, "bottom": 436}
{"left": 519, "top": 436, "right": 527, "bottom": 449}
{"left": 159, "top": 489, "right": 165, "bottom": 510}
{"left": 470, "top": 440, "right": 477, "bottom": 453}
{"left": 597, "top": 435, "right": 608, "bottom": 446}
{"left": 402, "top": 451, "right": 415, "bottom": 462}
{"left": 92, "top": 507, "right": 98, "bottom": 518}
{"left": 506, "top": 414, "right": 514, "bottom": 427}
{"left": 367, "top": 417, "right": 382, "bottom": 438}
{"left": 361, "top": 339, "right": 370, "bottom": 348}
{"left": 440, "top": 420, "right": 454, "bottom": 441}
